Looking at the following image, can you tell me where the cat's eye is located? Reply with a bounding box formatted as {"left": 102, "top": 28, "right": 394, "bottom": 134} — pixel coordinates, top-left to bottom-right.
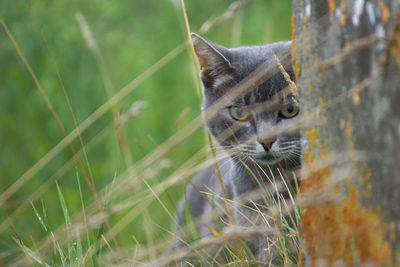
{"left": 279, "top": 103, "right": 299, "bottom": 118}
{"left": 229, "top": 106, "right": 252, "bottom": 121}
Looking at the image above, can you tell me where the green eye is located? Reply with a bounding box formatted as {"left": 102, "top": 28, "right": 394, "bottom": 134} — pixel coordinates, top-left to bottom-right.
{"left": 229, "top": 106, "right": 252, "bottom": 121}
{"left": 279, "top": 103, "right": 299, "bottom": 118}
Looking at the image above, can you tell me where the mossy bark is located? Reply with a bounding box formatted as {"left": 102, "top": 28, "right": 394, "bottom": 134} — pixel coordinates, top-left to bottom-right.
{"left": 292, "top": 0, "right": 400, "bottom": 265}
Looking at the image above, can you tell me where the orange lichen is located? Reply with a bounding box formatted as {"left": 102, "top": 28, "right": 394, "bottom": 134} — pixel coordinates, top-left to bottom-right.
{"left": 397, "top": 247, "right": 400, "bottom": 263}
{"left": 339, "top": 119, "right": 345, "bottom": 130}
{"left": 345, "top": 113, "right": 354, "bottom": 151}
{"left": 378, "top": 0, "right": 390, "bottom": 23}
{"left": 318, "top": 97, "right": 326, "bottom": 115}
{"left": 291, "top": 14, "right": 300, "bottom": 79}
{"left": 293, "top": 60, "right": 300, "bottom": 80}
{"left": 303, "top": 14, "right": 309, "bottom": 25}
{"left": 353, "top": 92, "right": 360, "bottom": 106}
{"left": 389, "top": 222, "right": 396, "bottom": 242}
{"left": 345, "top": 123, "right": 353, "bottom": 150}
{"left": 304, "top": 148, "right": 314, "bottom": 163}
{"left": 291, "top": 14, "right": 295, "bottom": 42}
{"left": 389, "top": 20, "right": 400, "bottom": 68}
{"left": 328, "top": 0, "right": 336, "bottom": 12}
{"left": 304, "top": 35, "right": 312, "bottom": 50}
{"left": 291, "top": 14, "right": 296, "bottom": 57}
{"left": 342, "top": 187, "right": 392, "bottom": 265}
{"left": 362, "top": 182, "right": 372, "bottom": 199}
{"left": 340, "top": 0, "right": 346, "bottom": 26}
{"left": 301, "top": 112, "right": 393, "bottom": 266}
{"left": 304, "top": 85, "right": 313, "bottom": 96}
{"left": 302, "top": 163, "right": 392, "bottom": 266}
{"left": 347, "top": 112, "right": 353, "bottom": 121}
{"left": 357, "top": 165, "right": 372, "bottom": 199}
{"left": 306, "top": 128, "right": 320, "bottom": 148}
{"left": 301, "top": 148, "right": 343, "bottom": 265}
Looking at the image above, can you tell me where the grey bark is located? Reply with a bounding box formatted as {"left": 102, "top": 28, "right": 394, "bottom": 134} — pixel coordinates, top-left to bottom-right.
{"left": 293, "top": 0, "right": 400, "bottom": 265}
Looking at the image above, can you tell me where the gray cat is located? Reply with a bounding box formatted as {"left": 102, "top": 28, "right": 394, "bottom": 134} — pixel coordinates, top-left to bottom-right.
{"left": 175, "top": 33, "right": 302, "bottom": 265}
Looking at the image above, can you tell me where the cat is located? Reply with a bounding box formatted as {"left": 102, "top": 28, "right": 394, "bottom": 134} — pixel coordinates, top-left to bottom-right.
{"left": 175, "top": 33, "right": 303, "bottom": 265}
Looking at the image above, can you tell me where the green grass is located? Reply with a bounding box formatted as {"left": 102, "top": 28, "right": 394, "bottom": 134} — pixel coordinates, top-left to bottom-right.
{"left": 0, "top": 0, "right": 294, "bottom": 265}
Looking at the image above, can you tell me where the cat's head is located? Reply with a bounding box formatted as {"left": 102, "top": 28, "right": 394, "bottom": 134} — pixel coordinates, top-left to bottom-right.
{"left": 192, "top": 33, "right": 302, "bottom": 166}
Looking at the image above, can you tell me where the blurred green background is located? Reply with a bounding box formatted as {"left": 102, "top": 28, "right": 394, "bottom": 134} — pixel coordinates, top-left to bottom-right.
{"left": 0, "top": 0, "right": 291, "bottom": 262}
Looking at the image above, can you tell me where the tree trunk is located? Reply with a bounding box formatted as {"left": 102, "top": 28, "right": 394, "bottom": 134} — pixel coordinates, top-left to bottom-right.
{"left": 292, "top": 0, "right": 400, "bottom": 266}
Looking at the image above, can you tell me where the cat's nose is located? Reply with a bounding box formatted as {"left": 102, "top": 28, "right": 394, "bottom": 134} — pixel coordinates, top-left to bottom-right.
{"left": 260, "top": 139, "right": 276, "bottom": 151}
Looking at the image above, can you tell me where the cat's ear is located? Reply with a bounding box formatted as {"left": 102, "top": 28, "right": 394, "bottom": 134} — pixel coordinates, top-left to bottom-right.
{"left": 191, "top": 33, "right": 232, "bottom": 87}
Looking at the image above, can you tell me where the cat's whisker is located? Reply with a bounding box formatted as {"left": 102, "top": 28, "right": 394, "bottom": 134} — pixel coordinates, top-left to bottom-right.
{"left": 278, "top": 149, "right": 301, "bottom": 156}
{"left": 279, "top": 142, "right": 301, "bottom": 147}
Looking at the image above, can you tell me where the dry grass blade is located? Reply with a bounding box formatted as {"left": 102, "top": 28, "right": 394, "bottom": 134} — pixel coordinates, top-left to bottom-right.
{"left": 199, "top": 0, "right": 248, "bottom": 34}
{"left": 274, "top": 53, "right": 299, "bottom": 100}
